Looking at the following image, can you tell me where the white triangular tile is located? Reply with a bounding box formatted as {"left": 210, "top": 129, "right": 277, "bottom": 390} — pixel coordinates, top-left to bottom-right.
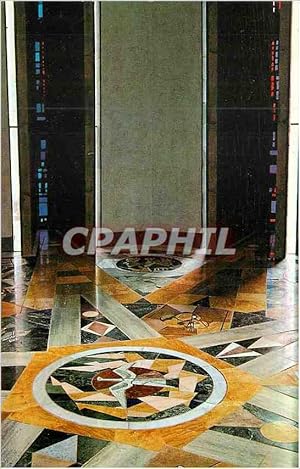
{"left": 216, "top": 342, "right": 242, "bottom": 357}
{"left": 220, "top": 350, "right": 261, "bottom": 358}
{"left": 248, "top": 336, "right": 283, "bottom": 349}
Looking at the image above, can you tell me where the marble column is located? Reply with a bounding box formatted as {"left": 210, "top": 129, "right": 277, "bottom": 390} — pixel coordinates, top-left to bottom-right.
{"left": 98, "top": 2, "right": 203, "bottom": 232}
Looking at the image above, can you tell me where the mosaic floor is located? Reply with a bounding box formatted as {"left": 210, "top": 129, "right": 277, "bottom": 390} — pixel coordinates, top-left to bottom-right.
{"left": 1, "top": 249, "right": 298, "bottom": 467}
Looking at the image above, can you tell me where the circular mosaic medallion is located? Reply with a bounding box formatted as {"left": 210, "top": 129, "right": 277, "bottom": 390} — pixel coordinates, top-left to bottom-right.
{"left": 116, "top": 256, "right": 182, "bottom": 272}
{"left": 33, "top": 346, "right": 227, "bottom": 430}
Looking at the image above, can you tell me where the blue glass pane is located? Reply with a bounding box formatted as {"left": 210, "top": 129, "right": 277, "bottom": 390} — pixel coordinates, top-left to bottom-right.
{"left": 39, "top": 197, "right": 47, "bottom": 204}
{"left": 37, "top": 173, "right": 42, "bottom": 180}
{"left": 35, "top": 52, "right": 40, "bottom": 62}
{"left": 37, "top": 117, "right": 46, "bottom": 121}
{"left": 40, "top": 139, "right": 46, "bottom": 149}
{"left": 38, "top": 3, "right": 44, "bottom": 19}
{"left": 40, "top": 151, "right": 46, "bottom": 160}
{"left": 39, "top": 203, "right": 48, "bottom": 216}
{"left": 34, "top": 41, "right": 40, "bottom": 52}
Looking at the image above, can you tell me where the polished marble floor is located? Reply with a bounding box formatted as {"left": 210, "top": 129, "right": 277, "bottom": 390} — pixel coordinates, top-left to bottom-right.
{"left": 1, "top": 247, "right": 298, "bottom": 467}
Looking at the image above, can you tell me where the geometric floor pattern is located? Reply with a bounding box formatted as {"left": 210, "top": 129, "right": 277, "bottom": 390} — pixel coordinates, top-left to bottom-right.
{"left": 2, "top": 337, "right": 262, "bottom": 450}
{"left": 1, "top": 250, "right": 298, "bottom": 467}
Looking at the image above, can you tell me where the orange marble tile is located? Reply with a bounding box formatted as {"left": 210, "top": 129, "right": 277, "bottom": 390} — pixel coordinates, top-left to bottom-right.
{"left": 1, "top": 411, "right": 10, "bottom": 421}
{"left": 89, "top": 267, "right": 142, "bottom": 303}
{"left": 170, "top": 294, "right": 207, "bottom": 305}
{"left": 1, "top": 301, "right": 23, "bottom": 317}
{"left": 147, "top": 445, "right": 219, "bottom": 467}
{"left": 56, "top": 275, "right": 91, "bottom": 285}
{"left": 234, "top": 293, "right": 266, "bottom": 313}
{"left": 23, "top": 265, "right": 57, "bottom": 310}
{"left": 239, "top": 270, "right": 267, "bottom": 294}
{"left": 152, "top": 358, "right": 185, "bottom": 372}
{"left": 207, "top": 296, "right": 237, "bottom": 311}
{"left": 76, "top": 403, "right": 127, "bottom": 419}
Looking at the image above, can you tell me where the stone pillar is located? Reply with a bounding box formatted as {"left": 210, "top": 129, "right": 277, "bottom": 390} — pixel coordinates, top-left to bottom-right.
{"left": 1, "top": 4, "right": 13, "bottom": 251}
{"left": 99, "top": 2, "right": 203, "bottom": 232}
{"left": 15, "top": 2, "right": 33, "bottom": 255}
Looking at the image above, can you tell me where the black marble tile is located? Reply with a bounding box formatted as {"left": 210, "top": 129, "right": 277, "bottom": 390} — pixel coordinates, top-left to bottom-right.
{"left": 77, "top": 436, "right": 108, "bottom": 465}
{"left": 50, "top": 370, "right": 93, "bottom": 390}
{"left": 166, "top": 379, "right": 179, "bottom": 387}
{"left": 1, "top": 309, "right": 52, "bottom": 352}
{"left": 183, "top": 361, "right": 210, "bottom": 375}
{"left": 231, "top": 311, "right": 274, "bottom": 328}
{"left": 126, "top": 398, "right": 141, "bottom": 408}
{"left": 57, "top": 270, "right": 82, "bottom": 277}
{"left": 211, "top": 426, "right": 298, "bottom": 453}
{"left": 80, "top": 297, "right": 98, "bottom": 313}
{"left": 79, "top": 400, "right": 121, "bottom": 408}
{"left": 105, "top": 328, "right": 129, "bottom": 341}
{"left": 1, "top": 366, "right": 25, "bottom": 390}
{"left": 124, "top": 299, "right": 159, "bottom": 318}
{"left": 81, "top": 330, "right": 100, "bottom": 344}
{"left": 201, "top": 343, "right": 229, "bottom": 357}
{"left": 189, "top": 381, "right": 214, "bottom": 409}
{"left": 218, "top": 356, "right": 257, "bottom": 366}
{"left": 237, "top": 337, "right": 261, "bottom": 348}
{"left": 192, "top": 296, "right": 210, "bottom": 307}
